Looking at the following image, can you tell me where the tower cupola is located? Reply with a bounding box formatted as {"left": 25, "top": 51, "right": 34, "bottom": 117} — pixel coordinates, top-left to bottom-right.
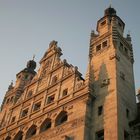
{"left": 15, "top": 59, "right": 37, "bottom": 89}
{"left": 95, "top": 6, "right": 125, "bottom": 36}
{"left": 27, "top": 59, "right": 36, "bottom": 72}
{"left": 104, "top": 6, "right": 116, "bottom": 16}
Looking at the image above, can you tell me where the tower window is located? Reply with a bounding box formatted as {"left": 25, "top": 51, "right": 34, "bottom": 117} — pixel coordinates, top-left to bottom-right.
{"left": 120, "top": 42, "right": 123, "bottom": 50}
{"left": 96, "top": 130, "right": 104, "bottom": 140}
{"left": 62, "top": 88, "right": 68, "bottom": 97}
{"left": 98, "top": 106, "right": 103, "bottom": 116}
{"left": 11, "top": 116, "right": 16, "bottom": 123}
{"left": 96, "top": 44, "right": 101, "bottom": 52}
{"left": 124, "top": 47, "right": 128, "bottom": 55}
{"left": 118, "top": 21, "right": 122, "bottom": 28}
{"left": 33, "top": 102, "right": 41, "bottom": 111}
{"left": 124, "top": 131, "right": 130, "bottom": 140}
{"left": 65, "top": 136, "right": 74, "bottom": 140}
{"left": 21, "top": 108, "right": 29, "bottom": 118}
{"left": 126, "top": 109, "right": 130, "bottom": 119}
{"left": 47, "top": 94, "right": 55, "bottom": 104}
{"left": 120, "top": 72, "right": 125, "bottom": 80}
{"left": 102, "top": 40, "right": 107, "bottom": 48}
{"left": 25, "top": 74, "right": 29, "bottom": 80}
{"left": 100, "top": 20, "right": 106, "bottom": 26}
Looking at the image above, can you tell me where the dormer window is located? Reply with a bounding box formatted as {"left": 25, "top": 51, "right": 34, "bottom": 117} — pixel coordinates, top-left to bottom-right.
{"left": 100, "top": 20, "right": 106, "bottom": 26}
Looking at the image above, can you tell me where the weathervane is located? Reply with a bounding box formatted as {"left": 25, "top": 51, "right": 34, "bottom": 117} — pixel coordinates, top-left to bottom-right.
{"left": 109, "top": 0, "right": 112, "bottom": 7}
{"left": 33, "top": 54, "right": 35, "bottom": 60}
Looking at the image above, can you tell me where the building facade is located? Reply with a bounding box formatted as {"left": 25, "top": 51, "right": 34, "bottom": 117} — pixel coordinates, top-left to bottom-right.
{"left": 0, "top": 7, "right": 140, "bottom": 140}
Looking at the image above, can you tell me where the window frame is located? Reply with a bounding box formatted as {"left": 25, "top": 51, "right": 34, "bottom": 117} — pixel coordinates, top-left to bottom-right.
{"left": 33, "top": 101, "right": 41, "bottom": 112}
{"left": 21, "top": 108, "right": 29, "bottom": 118}
{"left": 96, "top": 44, "right": 101, "bottom": 52}
{"left": 47, "top": 94, "right": 55, "bottom": 104}
{"left": 98, "top": 106, "right": 103, "bottom": 116}
{"left": 62, "top": 88, "right": 68, "bottom": 97}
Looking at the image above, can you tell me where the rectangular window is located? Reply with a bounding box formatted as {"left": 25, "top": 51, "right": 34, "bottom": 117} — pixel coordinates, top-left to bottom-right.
{"left": 98, "top": 106, "right": 103, "bottom": 116}
{"left": 126, "top": 109, "right": 130, "bottom": 119}
{"left": 65, "top": 136, "right": 74, "bottom": 140}
{"left": 118, "top": 22, "right": 122, "bottom": 28}
{"left": 62, "top": 88, "right": 68, "bottom": 97}
{"left": 120, "top": 72, "right": 125, "bottom": 80}
{"left": 33, "top": 102, "right": 41, "bottom": 111}
{"left": 120, "top": 42, "right": 123, "bottom": 50}
{"left": 124, "top": 131, "right": 130, "bottom": 140}
{"left": 21, "top": 108, "right": 29, "bottom": 117}
{"left": 102, "top": 41, "right": 107, "bottom": 48}
{"left": 124, "top": 47, "right": 128, "bottom": 55}
{"left": 101, "top": 20, "right": 106, "bottom": 26}
{"left": 47, "top": 95, "right": 55, "bottom": 104}
{"left": 96, "top": 130, "right": 104, "bottom": 140}
{"left": 96, "top": 44, "right": 101, "bottom": 52}
{"left": 11, "top": 116, "right": 16, "bottom": 123}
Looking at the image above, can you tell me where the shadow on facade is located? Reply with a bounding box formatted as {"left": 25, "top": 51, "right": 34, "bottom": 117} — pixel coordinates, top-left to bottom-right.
{"left": 89, "top": 62, "right": 110, "bottom": 140}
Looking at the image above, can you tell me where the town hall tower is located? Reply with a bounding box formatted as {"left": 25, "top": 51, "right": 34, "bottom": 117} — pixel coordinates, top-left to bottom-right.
{"left": 0, "top": 6, "right": 139, "bottom": 140}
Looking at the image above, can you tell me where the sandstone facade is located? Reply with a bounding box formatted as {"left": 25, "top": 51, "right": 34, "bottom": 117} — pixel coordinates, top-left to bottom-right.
{"left": 0, "top": 7, "right": 140, "bottom": 140}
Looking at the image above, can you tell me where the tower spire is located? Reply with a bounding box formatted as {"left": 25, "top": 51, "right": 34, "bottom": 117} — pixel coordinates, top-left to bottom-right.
{"left": 109, "top": 0, "right": 112, "bottom": 7}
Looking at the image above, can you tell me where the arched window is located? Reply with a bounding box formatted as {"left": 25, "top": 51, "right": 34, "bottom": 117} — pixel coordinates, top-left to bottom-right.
{"left": 25, "top": 125, "right": 37, "bottom": 139}
{"left": 55, "top": 111, "right": 68, "bottom": 126}
{"left": 5, "top": 136, "right": 11, "bottom": 140}
{"left": 13, "top": 131, "right": 23, "bottom": 140}
{"left": 40, "top": 118, "right": 51, "bottom": 133}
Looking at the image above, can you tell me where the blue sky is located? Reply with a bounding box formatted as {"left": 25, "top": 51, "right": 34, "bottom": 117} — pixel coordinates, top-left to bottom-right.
{"left": 0, "top": 0, "right": 140, "bottom": 104}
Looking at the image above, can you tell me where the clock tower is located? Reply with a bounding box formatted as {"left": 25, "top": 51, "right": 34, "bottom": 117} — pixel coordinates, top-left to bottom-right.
{"left": 88, "top": 6, "right": 137, "bottom": 140}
